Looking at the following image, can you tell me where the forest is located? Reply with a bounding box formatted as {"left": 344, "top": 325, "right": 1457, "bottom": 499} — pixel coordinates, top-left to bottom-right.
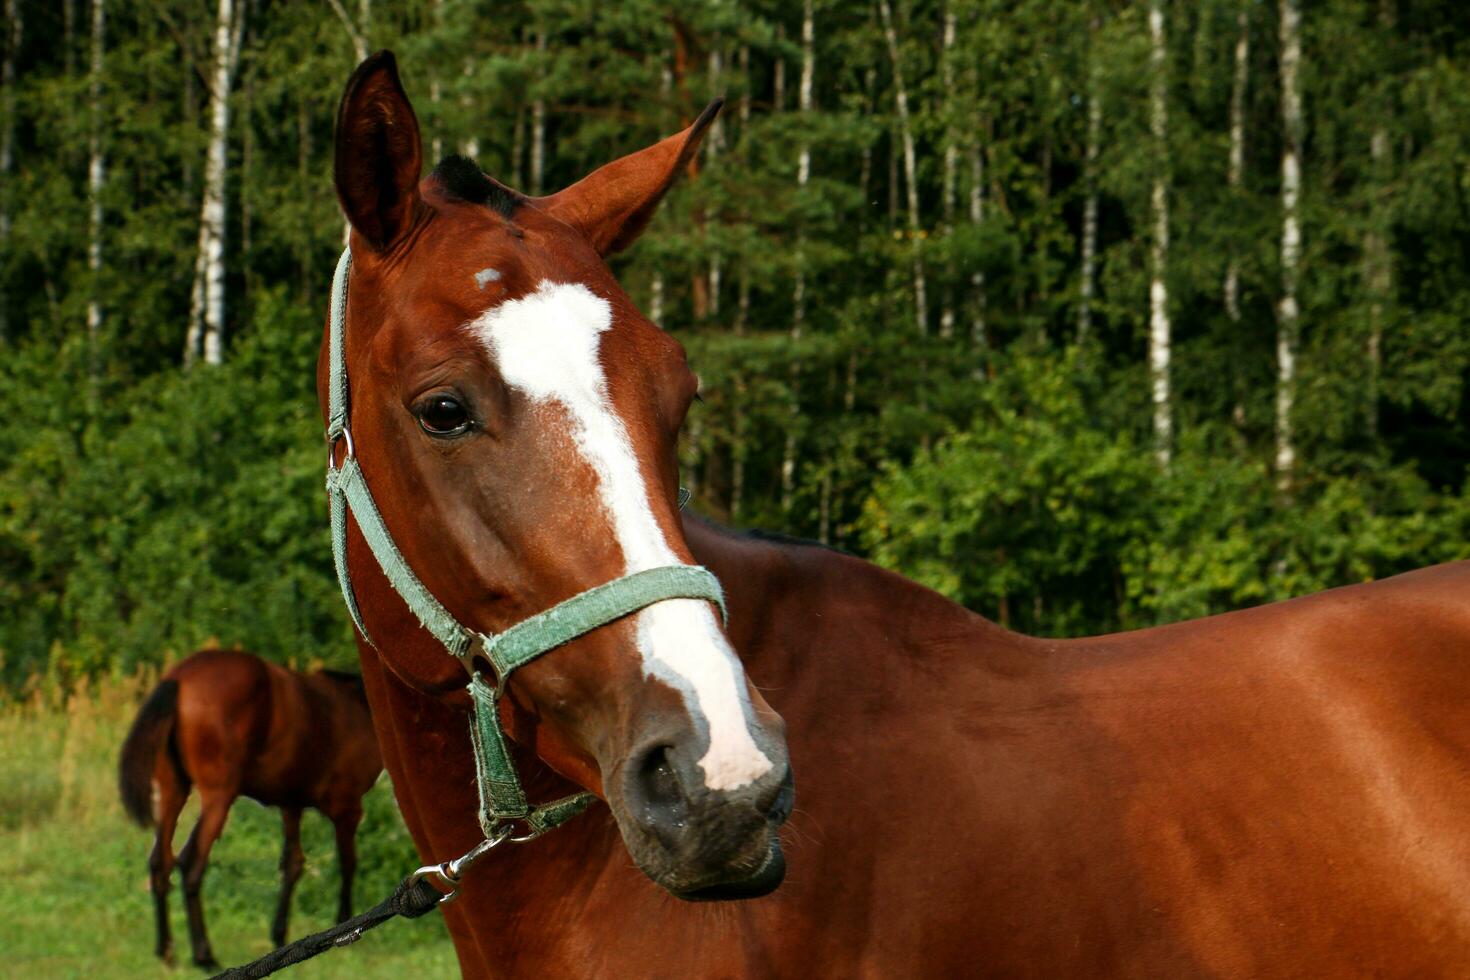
{"left": 2, "top": 0, "right": 1469, "bottom": 691}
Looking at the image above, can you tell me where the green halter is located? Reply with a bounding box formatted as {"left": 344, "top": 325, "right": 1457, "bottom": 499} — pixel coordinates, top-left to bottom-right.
{"left": 324, "top": 247, "right": 727, "bottom": 841}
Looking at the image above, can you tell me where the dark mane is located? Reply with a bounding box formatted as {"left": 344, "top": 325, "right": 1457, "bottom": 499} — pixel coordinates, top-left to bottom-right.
{"left": 432, "top": 155, "right": 522, "bottom": 218}
{"left": 742, "top": 526, "right": 850, "bottom": 556}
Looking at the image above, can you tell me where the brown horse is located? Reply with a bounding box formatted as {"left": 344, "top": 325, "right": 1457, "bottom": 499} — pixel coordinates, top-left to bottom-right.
{"left": 118, "top": 649, "right": 383, "bottom": 968}
{"left": 324, "top": 51, "right": 1470, "bottom": 977}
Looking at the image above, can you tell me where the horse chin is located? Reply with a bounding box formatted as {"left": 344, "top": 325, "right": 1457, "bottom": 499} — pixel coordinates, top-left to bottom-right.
{"left": 636, "top": 828, "right": 787, "bottom": 903}
{"left": 610, "top": 796, "right": 789, "bottom": 902}
{"left": 669, "top": 837, "right": 786, "bottom": 902}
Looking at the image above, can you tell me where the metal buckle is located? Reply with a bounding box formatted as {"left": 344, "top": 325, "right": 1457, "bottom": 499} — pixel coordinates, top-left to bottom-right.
{"left": 327, "top": 424, "right": 356, "bottom": 472}
{"left": 407, "top": 825, "right": 513, "bottom": 906}
{"left": 460, "top": 635, "right": 509, "bottom": 698}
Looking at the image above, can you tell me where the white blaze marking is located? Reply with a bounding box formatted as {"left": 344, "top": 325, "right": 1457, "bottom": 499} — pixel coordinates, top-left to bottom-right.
{"left": 474, "top": 267, "right": 502, "bottom": 290}
{"left": 467, "top": 281, "right": 772, "bottom": 791}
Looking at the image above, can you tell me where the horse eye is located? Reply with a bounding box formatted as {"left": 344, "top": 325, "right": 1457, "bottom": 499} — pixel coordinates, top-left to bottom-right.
{"left": 418, "top": 395, "right": 470, "bottom": 435}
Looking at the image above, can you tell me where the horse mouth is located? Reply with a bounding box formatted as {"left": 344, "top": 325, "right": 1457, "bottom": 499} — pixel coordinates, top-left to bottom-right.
{"left": 671, "top": 836, "right": 787, "bottom": 902}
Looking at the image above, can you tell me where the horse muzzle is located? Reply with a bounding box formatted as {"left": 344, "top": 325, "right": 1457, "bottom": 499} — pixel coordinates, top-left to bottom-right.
{"left": 612, "top": 734, "right": 794, "bottom": 900}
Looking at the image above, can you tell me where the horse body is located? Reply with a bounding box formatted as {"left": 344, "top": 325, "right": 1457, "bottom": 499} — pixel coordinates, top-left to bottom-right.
{"left": 119, "top": 649, "right": 382, "bottom": 967}
{"left": 361, "top": 519, "right": 1470, "bottom": 977}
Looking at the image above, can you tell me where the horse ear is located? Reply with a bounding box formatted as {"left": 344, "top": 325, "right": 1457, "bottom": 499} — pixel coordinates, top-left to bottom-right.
{"left": 334, "top": 51, "right": 423, "bottom": 252}
{"left": 536, "top": 99, "right": 723, "bottom": 256}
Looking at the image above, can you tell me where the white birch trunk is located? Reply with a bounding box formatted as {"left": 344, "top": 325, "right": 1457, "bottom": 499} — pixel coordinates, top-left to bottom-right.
{"left": 781, "top": 0, "right": 816, "bottom": 515}
{"left": 1078, "top": 17, "right": 1101, "bottom": 344}
{"left": 970, "top": 135, "right": 987, "bottom": 357}
{"left": 707, "top": 47, "right": 723, "bottom": 318}
{"left": 358, "top": 0, "right": 370, "bottom": 56}
{"left": 190, "top": 0, "right": 243, "bottom": 366}
{"left": 878, "top": 0, "right": 927, "bottom": 334}
{"left": 86, "top": 0, "right": 105, "bottom": 348}
{"left": 1224, "top": 6, "right": 1249, "bottom": 324}
{"left": 1, "top": 0, "right": 22, "bottom": 341}
{"left": 429, "top": 0, "right": 443, "bottom": 162}
{"left": 939, "top": 6, "right": 957, "bottom": 340}
{"left": 327, "top": 0, "right": 368, "bottom": 61}
{"left": 460, "top": 59, "right": 479, "bottom": 159}
{"left": 1275, "top": 0, "right": 1303, "bottom": 489}
{"left": 328, "top": 0, "right": 367, "bottom": 245}
{"left": 531, "top": 31, "right": 546, "bottom": 194}
{"left": 1148, "top": 0, "right": 1173, "bottom": 467}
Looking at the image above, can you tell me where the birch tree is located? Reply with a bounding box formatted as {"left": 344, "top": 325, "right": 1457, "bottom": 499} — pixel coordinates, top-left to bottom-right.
{"left": 781, "top": 0, "right": 816, "bottom": 515}
{"left": 1363, "top": 0, "right": 1393, "bottom": 439}
{"left": 878, "top": 0, "right": 928, "bottom": 334}
{"left": 530, "top": 31, "right": 547, "bottom": 194}
{"left": 707, "top": 47, "right": 723, "bottom": 322}
{"left": 1276, "top": 0, "right": 1303, "bottom": 489}
{"left": 86, "top": 0, "right": 105, "bottom": 352}
{"left": 1223, "top": 4, "right": 1248, "bottom": 326}
{"left": 970, "top": 127, "right": 987, "bottom": 357}
{"left": 185, "top": 0, "right": 245, "bottom": 367}
{"left": 1077, "top": 15, "right": 1101, "bottom": 343}
{"left": 1147, "top": 0, "right": 1172, "bottom": 466}
{"left": 327, "top": 0, "right": 368, "bottom": 245}
{"left": 326, "top": 0, "right": 369, "bottom": 62}
{"left": 939, "top": 5, "right": 957, "bottom": 340}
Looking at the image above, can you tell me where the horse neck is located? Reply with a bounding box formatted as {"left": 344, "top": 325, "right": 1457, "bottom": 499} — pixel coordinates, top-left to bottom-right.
{"left": 682, "top": 517, "right": 1033, "bottom": 697}
{"left": 365, "top": 518, "right": 1043, "bottom": 975}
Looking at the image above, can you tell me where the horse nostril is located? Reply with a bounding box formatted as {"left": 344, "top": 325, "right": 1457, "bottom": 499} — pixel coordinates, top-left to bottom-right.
{"left": 628, "top": 744, "right": 690, "bottom": 846}
{"left": 765, "top": 765, "right": 795, "bottom": 826}
{"left": 642, "top": 745, "right": 682, "bottom": 807}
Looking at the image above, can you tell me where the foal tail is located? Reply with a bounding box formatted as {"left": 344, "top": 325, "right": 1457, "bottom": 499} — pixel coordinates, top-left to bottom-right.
{"left": 118, "top": 678, "right": 181, "bottom": 827}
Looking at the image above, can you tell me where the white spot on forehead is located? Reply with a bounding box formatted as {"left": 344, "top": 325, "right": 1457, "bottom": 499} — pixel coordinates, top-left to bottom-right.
{"left": 473, "top": 267, "right": 502, "bottom": 290}
{"left": 466, "top": 281, "right": 772, "bottom": 791}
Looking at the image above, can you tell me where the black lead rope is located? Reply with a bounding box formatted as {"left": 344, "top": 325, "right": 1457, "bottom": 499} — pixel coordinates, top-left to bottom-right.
{"left": 210, "top": 875, "right": 444, "bottom": 979}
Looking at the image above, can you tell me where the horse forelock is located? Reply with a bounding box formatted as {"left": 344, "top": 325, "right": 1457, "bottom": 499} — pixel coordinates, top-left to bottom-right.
{"left": 430, "top": 155, "right": 522, "bottom": 219}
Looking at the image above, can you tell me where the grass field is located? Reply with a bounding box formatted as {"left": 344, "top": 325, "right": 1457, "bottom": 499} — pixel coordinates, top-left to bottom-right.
{"left": 0, "top": 672, "right": 459, "bottom": 978}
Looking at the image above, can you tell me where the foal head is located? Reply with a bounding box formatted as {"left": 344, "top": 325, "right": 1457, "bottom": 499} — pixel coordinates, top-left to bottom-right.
{"left": 324, "top": 53, "right": 791, "bottom": 899}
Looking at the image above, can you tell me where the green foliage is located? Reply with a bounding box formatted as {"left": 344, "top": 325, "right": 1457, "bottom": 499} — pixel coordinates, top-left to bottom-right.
{"left": 865, "top": 350, "right": 1470, "bottom": 635}
{"left": 0, "top": 290, "right": 345, "bottom": 688}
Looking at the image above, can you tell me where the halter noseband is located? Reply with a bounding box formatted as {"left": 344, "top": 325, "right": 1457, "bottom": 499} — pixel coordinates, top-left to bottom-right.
{"left": 323, "top": 247, "right": 727, "bottom": 846}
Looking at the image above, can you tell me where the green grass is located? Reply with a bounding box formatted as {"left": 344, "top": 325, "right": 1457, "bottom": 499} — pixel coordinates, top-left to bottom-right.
{"left": 0, "top": 673, "right": 459, "bottom": 978}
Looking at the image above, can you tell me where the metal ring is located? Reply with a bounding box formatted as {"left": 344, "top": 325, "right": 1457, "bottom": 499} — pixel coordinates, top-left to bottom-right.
{"left": 326, "top": 425, "right": 356, "bottom": 471}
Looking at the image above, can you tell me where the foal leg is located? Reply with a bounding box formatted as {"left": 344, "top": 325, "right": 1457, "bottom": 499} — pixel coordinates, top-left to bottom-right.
{"left": 271, "top": 806, "right": 305, "bottom": 947}
{"left": 148, "top": 770, "right": 187, "bottom": 963}
{"left": 176, "top": 790, "right": 232, "bottom": 969}
{"left": 331, "top": 804, "right": 364, "bottom": 923}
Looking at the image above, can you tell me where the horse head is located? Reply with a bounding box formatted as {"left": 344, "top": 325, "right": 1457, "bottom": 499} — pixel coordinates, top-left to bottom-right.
{"left": 322, "top": 52, "right": 792, "bottom": 900}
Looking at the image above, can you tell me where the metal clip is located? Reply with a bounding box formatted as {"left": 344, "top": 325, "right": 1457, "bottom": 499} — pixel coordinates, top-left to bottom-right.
{"left": 407, "top": 825, "right": 512, "bottom": 905}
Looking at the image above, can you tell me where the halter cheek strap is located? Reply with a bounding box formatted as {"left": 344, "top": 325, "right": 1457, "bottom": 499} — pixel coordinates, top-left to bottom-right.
{"left": 324, "top": 247, "right": 726, "bottom": 839}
